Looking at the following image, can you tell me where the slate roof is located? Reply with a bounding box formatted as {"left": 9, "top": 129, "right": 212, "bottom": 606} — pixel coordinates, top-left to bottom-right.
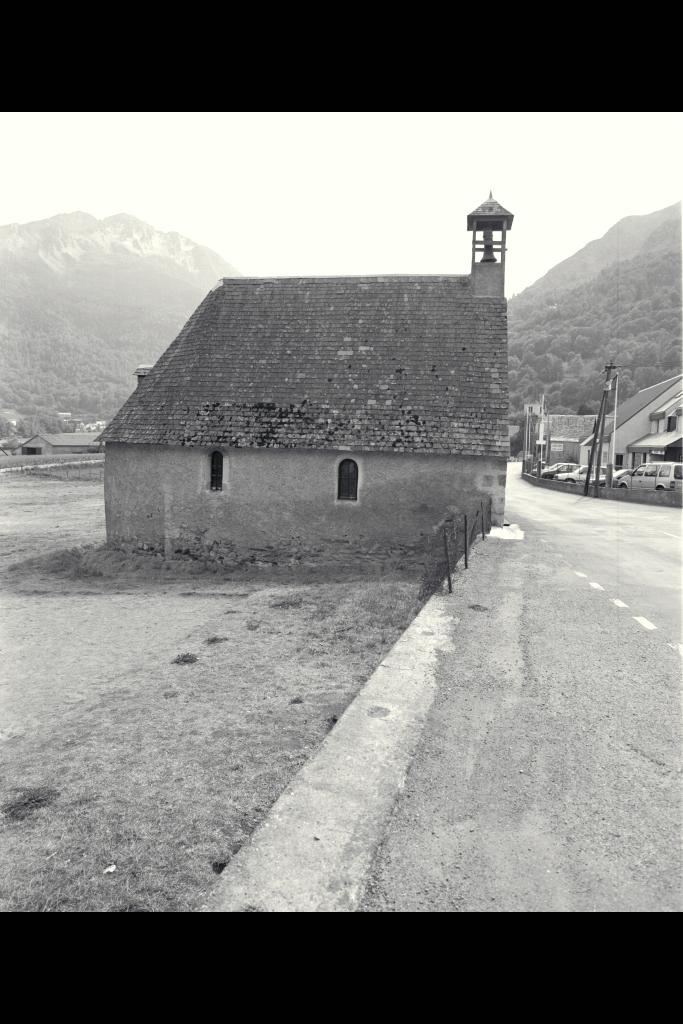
{"left": 467, "top": 194, "right": 514, "bottom": 230}
{"left": 549, "top": 414, "right": 596, "bottom": 441}
{"left": 102, "top": 276, "right": 509, "bottom": 458}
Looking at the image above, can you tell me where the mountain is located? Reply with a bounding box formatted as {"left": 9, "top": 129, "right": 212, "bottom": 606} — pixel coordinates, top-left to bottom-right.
{"left": 508, "top": 203, "right": 682, "bottom": 417}
{"left": 2, "top": 205, "right": 680, "bottom": 430}
{"left": 0, "top": 212, "right": 239, "bottom": 423}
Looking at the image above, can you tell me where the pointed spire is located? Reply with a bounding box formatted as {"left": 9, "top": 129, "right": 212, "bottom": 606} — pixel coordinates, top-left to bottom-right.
{"left": 467, "top": 194, "right": 514, "bottom": 230}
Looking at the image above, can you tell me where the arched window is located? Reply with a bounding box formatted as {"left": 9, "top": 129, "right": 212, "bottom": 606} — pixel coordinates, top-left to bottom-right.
{"left": 210, "top": 451, "right": 223, "bottom": 491}
{"left": 338, "top": 459, "right": 358, "bottom": 501}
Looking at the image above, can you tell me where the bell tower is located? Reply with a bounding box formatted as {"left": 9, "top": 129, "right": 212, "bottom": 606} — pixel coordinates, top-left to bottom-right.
{"left": 467, "top": 192, "right": 514, "bottom": 297}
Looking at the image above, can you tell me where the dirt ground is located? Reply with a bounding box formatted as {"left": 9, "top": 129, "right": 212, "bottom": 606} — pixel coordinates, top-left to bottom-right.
{"left": 0, "top": 473, "right": 421, "bottom": 912}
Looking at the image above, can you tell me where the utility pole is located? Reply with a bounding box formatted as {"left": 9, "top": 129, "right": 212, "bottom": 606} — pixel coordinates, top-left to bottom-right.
{"left": 591, "top": 361, "right": 619, "bottom": 497}
{"left": 537, "top": 395, "right": 545, "bottom": 477}
{"left": 607, "top": 372, "right": 620, "bottom": 486}
{"left": 584, "top": 396, "right": 605, "bottom": 496}
{"left": 524, "top": 402, "right": 536, "bottom": 475}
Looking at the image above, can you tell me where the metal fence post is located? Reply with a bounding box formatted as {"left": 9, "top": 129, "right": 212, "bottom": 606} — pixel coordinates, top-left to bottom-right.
{"left": 464, "top": 514, "right": 469, "bottom": 569}
{"left": 443, "top": 526, "right": 452, "bottom": 593}
{"left": 481, "top": 501, "right": 486, "bottom": 540}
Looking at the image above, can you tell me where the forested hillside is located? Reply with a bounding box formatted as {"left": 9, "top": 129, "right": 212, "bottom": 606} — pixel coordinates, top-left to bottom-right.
{"left": 1, "top": 205, "right": 680, "bottom": 429}
{"left": 507, "top": 204, "right": 681, "bottom": 416}
{"left": 0, "top": 213, "right": 239, "bottom": 424}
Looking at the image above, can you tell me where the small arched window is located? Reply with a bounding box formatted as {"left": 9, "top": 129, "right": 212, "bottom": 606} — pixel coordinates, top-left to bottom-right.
{"left": 210, "top": 451, "right": 223, "bottom": 491}
{"left": 338, "top": 459, "right": 358, "bottom": 501}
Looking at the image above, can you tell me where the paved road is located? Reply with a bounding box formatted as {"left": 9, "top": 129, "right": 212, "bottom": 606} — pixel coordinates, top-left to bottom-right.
{"left": 360, "top": 466, "right": 682, "bottom": 912}
{"left": 506, "top": 465, "right": 682, "bottom": 644}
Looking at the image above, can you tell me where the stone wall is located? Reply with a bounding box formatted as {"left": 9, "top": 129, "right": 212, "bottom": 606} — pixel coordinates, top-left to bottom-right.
{"left": 0, "top": 453, "right": 104, "bottom": 472}
{"left": 105, "top": 443, "right": 507, "bottom": 565}
{"left": 522, "top": 473, "right": 682, "bottom": 508}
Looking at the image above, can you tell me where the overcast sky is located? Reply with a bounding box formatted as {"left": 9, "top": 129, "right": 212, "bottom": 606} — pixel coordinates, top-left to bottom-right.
{"left": 1, "top": 111, "right": 681, "bottom": 297}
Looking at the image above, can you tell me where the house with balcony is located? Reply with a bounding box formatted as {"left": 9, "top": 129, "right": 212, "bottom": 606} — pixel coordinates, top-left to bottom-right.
{"left": 579, "top": 374, "right": 683, "bottom": 468}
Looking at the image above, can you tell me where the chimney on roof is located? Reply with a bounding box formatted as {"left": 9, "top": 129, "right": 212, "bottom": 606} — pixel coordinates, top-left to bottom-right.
{"left": 134, "top": 364, "right": 153, "bottom": 388}
{"left": 467, "top": 193, "right": 514, "bottom": 297}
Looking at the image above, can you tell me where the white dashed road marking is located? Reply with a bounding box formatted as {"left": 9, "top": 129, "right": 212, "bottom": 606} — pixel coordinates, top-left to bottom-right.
{"left": 662, "top": 532, "right": 680, "bottom": 539}
{"left": 633, "top": 616, "right": 657, "bottom": 631}
{"left": 667, "top": 643, "right": 683, "bottom": 657}
{"left": 572, "top": 563, "right": 670, "bottom": 645}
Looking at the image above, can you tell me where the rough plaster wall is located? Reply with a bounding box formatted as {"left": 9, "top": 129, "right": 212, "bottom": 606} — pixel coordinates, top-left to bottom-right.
{"left": 471, "top": 262, "right": 505, "bottom": 298}
{"left": 104, "top": 443, "right": 507, "bottom": 558}
{"left": 561, "top": 442, "right": 580, "bottom": 463}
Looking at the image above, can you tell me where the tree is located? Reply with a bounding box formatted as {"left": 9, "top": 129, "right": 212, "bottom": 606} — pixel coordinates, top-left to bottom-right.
{"left": 509, "top": 412, "right": 526, "bottom": 455}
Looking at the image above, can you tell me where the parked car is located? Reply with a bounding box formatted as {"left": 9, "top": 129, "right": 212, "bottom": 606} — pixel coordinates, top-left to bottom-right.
{"left": 557, "top": 465, "right": 607, "bottom": 486}
{"left": 612, "top": 468, "right": 634, "bottom": 485}
{"left": 541, "top": 462, "right": 579, "bottom": 479}
{"left": 623, "top": 462, "right": 683, "bottom": 490}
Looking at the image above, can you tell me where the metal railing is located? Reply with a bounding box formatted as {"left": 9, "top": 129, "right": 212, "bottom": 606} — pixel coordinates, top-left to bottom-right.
{"left": 420, "top": 496, "right": 493, "bottom": 601}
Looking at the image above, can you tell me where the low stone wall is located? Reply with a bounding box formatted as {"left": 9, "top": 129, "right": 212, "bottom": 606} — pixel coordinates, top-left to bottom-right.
{"left": 0, "top": 452, "right": 104, "bottom": 472}
{"left": 522, "top": 474, "right": 575, "bottom": 494}
{"left": 115, "top": 533, "right": 429, "bottom": 572}
{"left": 522, "top": 473, "right": 682, "bottom": 508}
{"left": 596, "top": 485, "right": 682, "bottom": 508}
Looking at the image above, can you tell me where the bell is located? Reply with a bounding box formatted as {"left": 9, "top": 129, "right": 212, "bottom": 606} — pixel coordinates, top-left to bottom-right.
{"left": 481, "top": 228, "right": 497, "bottom": 263}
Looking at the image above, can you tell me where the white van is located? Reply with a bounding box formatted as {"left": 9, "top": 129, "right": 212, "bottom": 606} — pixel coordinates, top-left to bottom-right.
{"left": 654, "top": 463, "right": 682, "bottom": 491}
{"left": 627, "top": 462, "right": 682, "bottom": 490}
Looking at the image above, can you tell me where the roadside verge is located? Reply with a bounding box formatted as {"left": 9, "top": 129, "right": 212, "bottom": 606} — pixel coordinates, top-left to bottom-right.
{"left": 202, "top": 592, "right": 456, "bottom": 912}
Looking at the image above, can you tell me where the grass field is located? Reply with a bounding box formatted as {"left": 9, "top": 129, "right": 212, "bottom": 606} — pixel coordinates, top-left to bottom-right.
{"left": 0, "top": 473, "right": 422, "bottom": 912}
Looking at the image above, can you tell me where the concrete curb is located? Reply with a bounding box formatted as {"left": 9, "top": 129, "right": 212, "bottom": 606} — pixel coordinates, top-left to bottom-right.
{"left": 202, "top": 593, "right": 456, "bottom": 912}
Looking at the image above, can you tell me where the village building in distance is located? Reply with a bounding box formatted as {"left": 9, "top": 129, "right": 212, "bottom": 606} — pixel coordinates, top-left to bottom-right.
{"left": 20, "top": 432, "right": 103, "bottom": 456}
{"left": 101, "top": 196, "right": 513, "bottom": 564}
{"left": 579, "top": 374, "right": 682, "bottom": 468}
{"left": 544, "top": 414, "right": 598, "bottom": 467}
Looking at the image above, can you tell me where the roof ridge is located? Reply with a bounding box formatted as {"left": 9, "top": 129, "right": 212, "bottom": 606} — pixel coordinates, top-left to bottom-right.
{"left": 218, "top": 274, "right": 473, "bottom": 284}
{"left": 637, "top": 373, "right": 682, "bottom": 393}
